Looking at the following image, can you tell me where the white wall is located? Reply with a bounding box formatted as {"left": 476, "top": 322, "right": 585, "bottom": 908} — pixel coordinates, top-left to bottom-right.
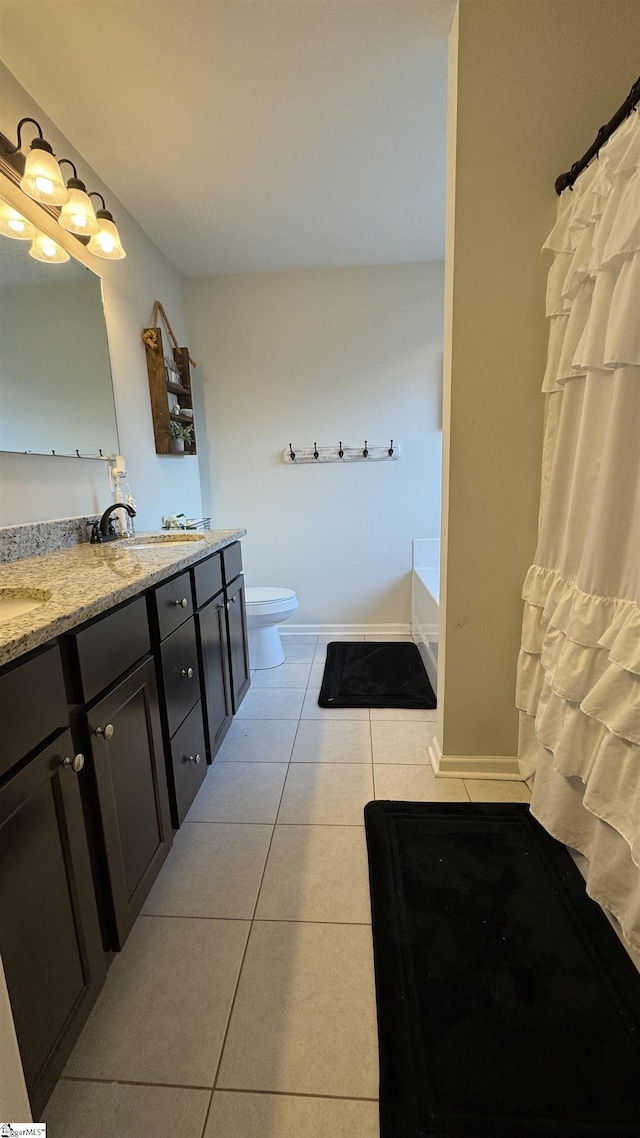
{"left": 0, "top": 62, "right": 203, "bottom": 529}
{"left": 438, "top": 0, "right": 640, "bottom": 763}
{"left": 187, "top": 262, "right": 443, "bottom": 626}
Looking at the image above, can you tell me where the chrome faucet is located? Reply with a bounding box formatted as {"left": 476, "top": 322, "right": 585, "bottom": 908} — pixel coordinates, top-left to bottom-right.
{"left": 90, "top": 502, "right": 137, "bottom": 544}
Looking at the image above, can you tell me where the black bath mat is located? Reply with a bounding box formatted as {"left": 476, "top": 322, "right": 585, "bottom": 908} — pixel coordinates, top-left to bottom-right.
{"left": 318, "top": 641, "right": 436, "bottom": 708}
{"left": 365, "top": 801, "right": 640, "bottom": 1138}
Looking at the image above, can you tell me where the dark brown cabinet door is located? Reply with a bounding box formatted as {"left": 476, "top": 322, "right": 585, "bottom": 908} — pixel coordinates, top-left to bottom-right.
{"left": 84, "top": 657, "right": 172, "bottom": 949}
{"left": 226, "top": 575, "right": 251, "bottom": 713}
{"left": 196, "top": 593, "right": 233, "bottom": 760}
{"left": 0, "top": 730, "right": 106, "bottom": 1118}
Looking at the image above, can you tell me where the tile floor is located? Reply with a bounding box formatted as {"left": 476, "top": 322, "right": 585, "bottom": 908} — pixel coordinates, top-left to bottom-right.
{"left": 44, "top": 633, "right": 531, "bottom": 1137}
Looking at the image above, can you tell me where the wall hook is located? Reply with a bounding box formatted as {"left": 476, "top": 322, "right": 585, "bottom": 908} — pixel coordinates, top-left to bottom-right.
{"left": 313, "top": 442, "right": 319, "bottom": 460}
{"left": 388, "top": 439, "right": 394, "bottom": 456}
{"left": 363, "top": 440, "right": 369, "bottom": 458}
{"left": 289, "top": 443, "right": 296, "bottom": 461}
{"left": 338, "top": 441, "right": 344, "bottom": 459}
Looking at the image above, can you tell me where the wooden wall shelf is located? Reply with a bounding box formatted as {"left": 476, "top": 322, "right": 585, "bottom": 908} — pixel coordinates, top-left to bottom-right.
{"left": 143, "top": 326, "right": 197, "bottom": 456}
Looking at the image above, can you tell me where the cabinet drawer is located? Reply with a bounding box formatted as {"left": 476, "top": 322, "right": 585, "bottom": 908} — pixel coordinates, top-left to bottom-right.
{"left": 67, "top": 596, "right": 150, "bottom": 704}
{"left": 151, "top": 570, "right": 194, "bottom": 641}
{"left": 0, "top": 645, "right": 67, "bottom": 777}
{"left": 192, "top": 551, "right": 223, "bottom": 610}
{"left": 169, "top": 701, "right": 207, "bottom": 826}
{"left": 222, "top": 541, "right": 243, "bottom": 585}
{"left": 160, "top": 618, "right": 200, "bottom": 736}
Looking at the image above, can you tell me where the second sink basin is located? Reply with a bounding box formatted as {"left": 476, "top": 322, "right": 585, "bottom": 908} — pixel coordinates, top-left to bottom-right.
{"left": 121, "top": 533, "right": 205, "bottom": 551}
{"left": 0, "top": 587, "right": 52, "bottom": 623}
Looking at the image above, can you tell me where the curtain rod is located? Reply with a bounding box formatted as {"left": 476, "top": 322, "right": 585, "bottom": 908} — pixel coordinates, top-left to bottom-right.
{"left": 555, "top": 74, "right": 640, "bottom": 195}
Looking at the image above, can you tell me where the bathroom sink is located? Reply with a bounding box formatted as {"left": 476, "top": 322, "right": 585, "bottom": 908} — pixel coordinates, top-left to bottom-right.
{"left": 0, "top": 587, "right": 52, "bottom": 623}
{"left": 121, "top": 533, "right": 205, "bottom": 551}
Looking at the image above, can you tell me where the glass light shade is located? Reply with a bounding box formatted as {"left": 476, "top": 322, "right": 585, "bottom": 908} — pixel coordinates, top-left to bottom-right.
{"left": 29, "top": 232, "right": 70, "bottom": 264}
{"left": 58, "top": 186, "right": 100, "bottom": 235}
{"left": 87, "top": 215, "right": 126, "bottom": 259}
{"left": 20, "top": 146, "right": 70, "bottom": 206}
{"left": 0, "top": 202, "right": 37, "bottom": 240}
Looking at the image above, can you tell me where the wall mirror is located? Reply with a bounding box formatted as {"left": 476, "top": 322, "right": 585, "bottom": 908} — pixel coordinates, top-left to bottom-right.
{"left": 0, "top": 195, "right": 119, "bottom": 458}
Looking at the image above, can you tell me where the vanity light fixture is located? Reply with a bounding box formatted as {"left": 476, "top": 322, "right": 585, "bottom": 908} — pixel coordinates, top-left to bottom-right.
{"left": 0, "top": 201, "right": 37, "bottom": 241}
{"left": 29, "top": 232, "right": 70, "bottom": 264}
{"left": 86, "top": 192, "right": 126, "bottom": 259}
{"left": 4, "top": 118, "right": 69, "bottom": 206}
{"left": 57, "top": 159, "right": 100, "bottom": 235}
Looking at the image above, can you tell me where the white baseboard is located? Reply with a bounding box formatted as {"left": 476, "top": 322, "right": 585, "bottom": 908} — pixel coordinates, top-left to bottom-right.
{"left": 283, "top": 623, "right": 411, "bottom": 636}
{"left": 428, "top": 737, "right": 521, "bottom": 780}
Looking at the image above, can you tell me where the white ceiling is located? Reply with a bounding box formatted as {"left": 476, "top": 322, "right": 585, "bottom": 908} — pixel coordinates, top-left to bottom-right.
{"left": 0, "top": 1, "right": 452, "bottom": 277}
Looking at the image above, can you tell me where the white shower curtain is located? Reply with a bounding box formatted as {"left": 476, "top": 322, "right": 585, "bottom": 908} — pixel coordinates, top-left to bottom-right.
{"left": 517, "top": 108, "right": 640, "bottom": 949}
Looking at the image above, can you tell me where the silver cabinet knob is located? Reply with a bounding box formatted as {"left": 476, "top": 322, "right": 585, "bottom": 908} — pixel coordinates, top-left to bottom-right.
{"left": 173, "top": 597, "right": 188, "bottom": 608}
{"left": 180, "top": 667, "right": 194, "bottom": 679}
{"left": 95, "top": 723, "right": 114, "bottom": 739}
{"left": 188, "top": 753, "right": 202, "bottom": 765}
{"left": 63, "top": 753, "right": 85, "bottom": 772}
{"left": 231, "top": 595, "right": 237, "bottom": 604}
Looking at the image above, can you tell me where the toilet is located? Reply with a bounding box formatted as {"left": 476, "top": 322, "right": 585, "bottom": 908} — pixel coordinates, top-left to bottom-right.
{"left": 245, "top": 586, "right": 299, "bottom": 668}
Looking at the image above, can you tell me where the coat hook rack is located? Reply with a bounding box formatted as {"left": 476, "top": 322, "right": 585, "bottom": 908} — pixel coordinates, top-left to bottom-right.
{"left": 282, "top": 440, "right": 401, "bottom": 464}
{"left": 50, "top": 449, "right": 107, "bottom": 460}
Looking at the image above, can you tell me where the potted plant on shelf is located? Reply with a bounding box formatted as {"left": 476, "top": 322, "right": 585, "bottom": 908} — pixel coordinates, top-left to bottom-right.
{"left": 170, "top": 421, "right": 194, "bottom": 453}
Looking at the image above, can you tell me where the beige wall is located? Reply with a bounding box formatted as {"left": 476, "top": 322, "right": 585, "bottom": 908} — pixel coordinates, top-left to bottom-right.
{"left": 0, "top": 63, "right": 203, "bottom": 530}
{"left": 187, "top": 262, "right": 444, "bottom": 627}
{"left": 440, "top": 0, "right": 640, "bottom": 760}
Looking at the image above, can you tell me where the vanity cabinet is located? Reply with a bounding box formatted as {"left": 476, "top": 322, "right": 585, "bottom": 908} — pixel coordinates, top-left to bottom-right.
{"left": 0, "top": 727, "right": 106, "bottom": 1119}
{"left": 0, "top": 535, "right": 249, "bottom": 1118}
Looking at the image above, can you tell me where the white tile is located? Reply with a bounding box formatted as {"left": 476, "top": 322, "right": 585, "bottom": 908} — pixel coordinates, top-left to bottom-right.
{"left": 235, "top": 686, "right": 306, "bottom": 720}
{"left": 205, "top": 1091, "right": 380, "bottom": 1138}
{"left": 142, "top": 822, "right": 272, "bottom": 919}
{"left": 46, "top": 1081, "right": 210, "bottom": 1138}
{"left": 371, "top": 721, "right": 434, "bottom": 764}
{"left": 374, "top": 765, "right": 469, "bottom": 802}
{"left": 281, "top": 640, "right": 317, "bottom": 663}
{"left": 217, "top": 921, "right": 378, "bottom": 1098}
{"left": 64, "top": 916, "right": 249, "bottom": 1086}
{"left": 278, "top": 763, "right": 374, "bottom": 825}
{"left": 464, "top": 779, "right": 531, "bottom": 802}
{"left": 216, "top": 719, "right": 298, "bottom": 763}
{"left": 187, "top": 763, "right": 288, "bottom": 823}
{"left": 301, "top": 688, "right": 369, "bottom": 721}
{"left": 369, "top": 706, "right": 437, "bottom": 722}
{"left": 280, "top": 635, "right": 318, "bottom": 646}
{"left": 251, "top": 662, "right": 312, "bottom": 688}
{"left": 308, "top": 663, "right": 327, "bottom": 687}
{"left": 256, "top": 825, "right": 371, "bottom": 923}
{"left": 292, "top": 720, "right": 372, "bottom": 764}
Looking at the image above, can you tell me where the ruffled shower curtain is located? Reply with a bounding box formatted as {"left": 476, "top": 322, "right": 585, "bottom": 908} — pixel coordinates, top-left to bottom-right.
{"left": 517, "top": 108, "right": 640, "bottom": 949}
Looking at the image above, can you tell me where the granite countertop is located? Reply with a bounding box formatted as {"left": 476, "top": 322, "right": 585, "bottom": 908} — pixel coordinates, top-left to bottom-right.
{"left": 0, "top": 529, "right": 246, "bottom": 667}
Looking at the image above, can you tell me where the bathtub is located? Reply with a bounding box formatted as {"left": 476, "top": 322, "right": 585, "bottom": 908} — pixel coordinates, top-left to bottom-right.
{"left": 411, "top": 539, "right": 439, "bottom": 691}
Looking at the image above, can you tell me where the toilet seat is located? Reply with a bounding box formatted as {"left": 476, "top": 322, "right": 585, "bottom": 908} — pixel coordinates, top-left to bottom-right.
{"left": 245, "top": 586, "right": 297, "bottom": 617}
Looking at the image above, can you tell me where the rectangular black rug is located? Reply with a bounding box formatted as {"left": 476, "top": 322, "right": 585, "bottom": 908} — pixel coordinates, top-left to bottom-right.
{"left": 318, "top": 641, "right": 436, "bottom": 708}
{"left": 365, "top": 801, "right": 640, "bottom": 1138}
